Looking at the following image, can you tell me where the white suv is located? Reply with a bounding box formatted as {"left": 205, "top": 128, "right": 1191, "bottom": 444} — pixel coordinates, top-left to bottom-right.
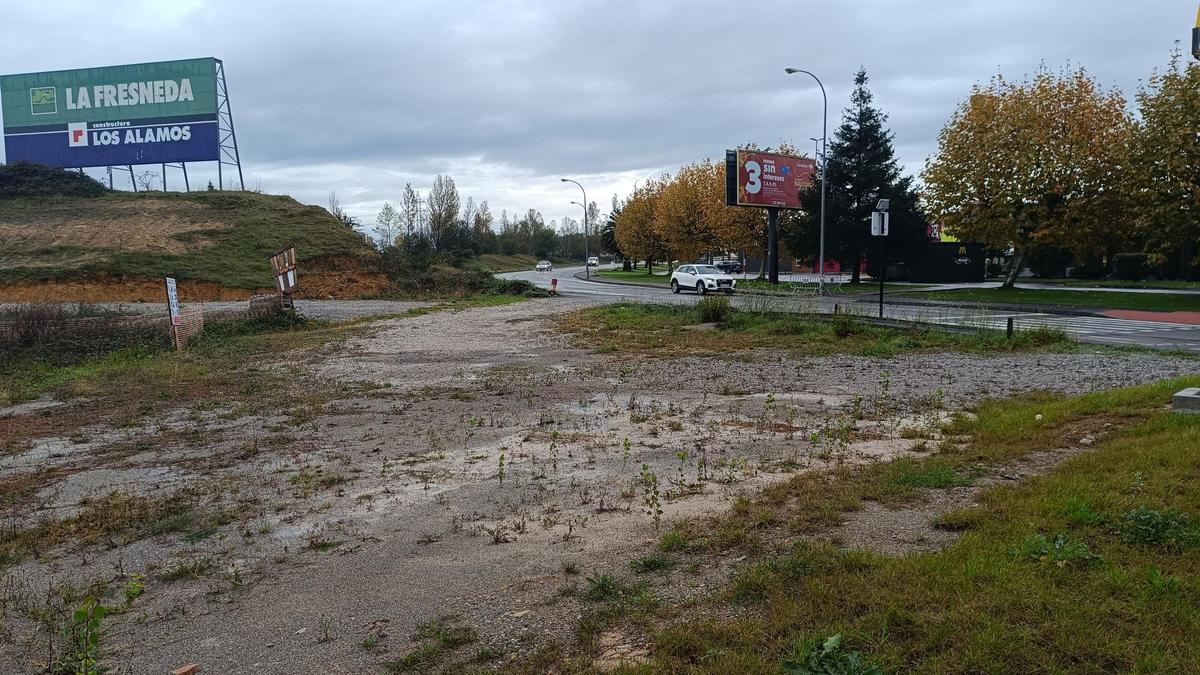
{"left": 670, "top": 264, "right": 736, "bottom": 295}
{"left": 535, "top": 260, "right": 553, "bottom": 272}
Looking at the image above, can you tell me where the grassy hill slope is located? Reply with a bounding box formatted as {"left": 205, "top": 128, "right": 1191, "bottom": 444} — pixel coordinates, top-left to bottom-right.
{"left": 0, "top": 190, "right": 381, "bottom": 293}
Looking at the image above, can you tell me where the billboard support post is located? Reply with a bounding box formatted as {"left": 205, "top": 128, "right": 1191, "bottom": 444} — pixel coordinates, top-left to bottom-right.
{"left": 767, "top": 208, "right": 780, "bottom": 284}
{"left": 215, "top": 60, "right": 244, "bottom": 191}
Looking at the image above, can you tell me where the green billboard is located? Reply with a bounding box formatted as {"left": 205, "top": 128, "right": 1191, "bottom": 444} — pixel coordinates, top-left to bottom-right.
{"left": 1, "top": 58, "right": 220, "bottom": 168}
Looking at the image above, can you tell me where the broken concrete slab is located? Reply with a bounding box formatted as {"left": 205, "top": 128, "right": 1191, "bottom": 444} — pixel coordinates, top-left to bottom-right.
{"left": 1172, "top": 388, "right": 1200, "bottom": 413}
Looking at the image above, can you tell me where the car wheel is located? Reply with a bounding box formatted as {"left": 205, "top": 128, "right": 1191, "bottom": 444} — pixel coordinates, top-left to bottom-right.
{"left": 696, "top": 282, "right": 706, "bottom": 295}
{"left": 671, "top": 279, "right": 680, "bottom": 294}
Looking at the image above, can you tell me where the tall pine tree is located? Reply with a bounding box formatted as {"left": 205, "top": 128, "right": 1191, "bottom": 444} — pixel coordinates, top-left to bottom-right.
{"left": 785, "top": 68, "right": 928, "bottom": 282}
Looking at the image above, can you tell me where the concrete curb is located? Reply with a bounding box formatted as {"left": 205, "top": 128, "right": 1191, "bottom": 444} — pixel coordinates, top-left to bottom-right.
{"left": 576, "top": 272, "right": 1112, "bottom": 318}
{"left": 572, "top": 271, "right": 668, "bottom": 288}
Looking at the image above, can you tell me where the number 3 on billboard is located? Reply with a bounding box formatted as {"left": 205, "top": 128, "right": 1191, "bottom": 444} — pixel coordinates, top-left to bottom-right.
{"left": 744, "top": 160, "right": 762, "bottom": 194}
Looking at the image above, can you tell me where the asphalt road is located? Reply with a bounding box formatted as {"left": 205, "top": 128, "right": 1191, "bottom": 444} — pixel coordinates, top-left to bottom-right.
{"left": 502, "top": 266, "right": 1200, "bottom": 354}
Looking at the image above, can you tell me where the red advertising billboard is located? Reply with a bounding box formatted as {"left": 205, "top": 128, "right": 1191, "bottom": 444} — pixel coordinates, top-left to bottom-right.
{"left": 725, "top": 149, "right": 815, "bottom": 210}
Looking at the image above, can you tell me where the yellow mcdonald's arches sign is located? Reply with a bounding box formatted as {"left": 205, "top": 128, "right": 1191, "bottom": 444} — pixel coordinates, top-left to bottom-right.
{"left": 958, "top": 245, "right": 967, "bottom": 255}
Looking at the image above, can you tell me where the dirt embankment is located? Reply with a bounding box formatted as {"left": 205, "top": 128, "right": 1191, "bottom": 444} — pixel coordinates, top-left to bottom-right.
{"left": 0, "top": 256, "right": 389, "bottom": 302}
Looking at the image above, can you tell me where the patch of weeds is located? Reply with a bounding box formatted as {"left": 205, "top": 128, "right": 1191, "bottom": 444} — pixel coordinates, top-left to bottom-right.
{"left": 305, "top": 532, "right": 345, "bottom": 552}
{"left": 159, "top": 556, "right": 216, "bottom": 582}
{"left": 384, "top": 643, "right": 441, "bottom": 672}
{"left": 658, "top": 530, "right": 688, "bottom": 552}
{"left": 782, "top": 634, "right": 881, "bottom": 675}
{"left": 1118, "top": 507, "right": 1200, "bottom": 550}
{"left": 886, "top": 458, "right": 973, "bottom": 490}
{"left": 475, "top": 647, "right": 502, "bottom": 662}
{"left": 561, "top": 560, "right": 580, "bottom": 576}
{"left": 384, "top": 616, "right": 476, "bottom": 673}
{"left": 629, "top": 553, "right": 676, "bottom": 574}
{"left": 695, "top": 296, "right": 732, "bottom": 323}
{"left": 1013, "top": 533, "right": 1102, "bottom": 568}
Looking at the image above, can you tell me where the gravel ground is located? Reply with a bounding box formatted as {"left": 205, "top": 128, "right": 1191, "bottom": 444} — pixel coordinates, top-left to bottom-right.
{"left": 1, "top": 297, "right": 1195, "bottom": 674}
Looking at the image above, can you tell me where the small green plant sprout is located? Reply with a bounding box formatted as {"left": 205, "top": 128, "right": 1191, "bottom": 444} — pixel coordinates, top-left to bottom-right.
{"left": 550, "top": 441, "right": 559, "bottom": 473}
{"left": 65, "top": 596, "right": 108, "bottom": 675}
{"left": 1145, "top": 567, "right": 1181, "bottom": 595}
{"left": 675, "top": 450, "right": 689, "bottom": 490}
{"left": 622, "top": 437, "right": 632, "bottom": 468}
{"left": 850, "top": 394, "right": 865, "bottom": 420}
{"left": 782, "top": 634, "right": 882, "bottom": 675}
{"left": 122, "top": 573, "right": 145, "bottom": 607}
{"left": 561, "top": 560, "right": 580, "bottom": 576}
{"left": 562, "top": 515, "right": 588, "bottom": 542}
{"left": 497, "top": 453, "right": 505, "bottom": 485}
{"left": 874, "top": 370, "right": 891, "bottom": 417}
{"left": 639, "top": 463, "right": 663, "bottom": 530}
{"left": 1013, "top": 533, "right": 1102, "bottom": 568}
{"left": 319, "top": 615, "right": 333, "bottom": 643}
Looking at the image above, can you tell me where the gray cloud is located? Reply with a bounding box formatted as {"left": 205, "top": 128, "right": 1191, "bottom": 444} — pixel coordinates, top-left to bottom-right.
{"left": 1, "top": 1, "right": 1191, "bottom": 225}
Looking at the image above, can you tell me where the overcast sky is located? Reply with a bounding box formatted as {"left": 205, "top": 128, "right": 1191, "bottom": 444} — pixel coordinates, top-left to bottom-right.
{"left": 1, "top": 1, "right": 1193, "bottom": 229}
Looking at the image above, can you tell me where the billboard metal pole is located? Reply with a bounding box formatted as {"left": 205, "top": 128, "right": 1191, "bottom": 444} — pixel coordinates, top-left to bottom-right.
{"left": 767, "top": 207, "right": 780, "bottom": 283}
{"left": 785, "top": 68, "right": 828, "bottom": 295}
{"left": 215, "top": 59, "right": 245, "bottom": 190}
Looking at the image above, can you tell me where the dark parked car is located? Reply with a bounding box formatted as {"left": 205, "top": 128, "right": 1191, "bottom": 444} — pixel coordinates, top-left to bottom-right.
{"left": 715, "top": 260, "right": 743, "bottom": 274}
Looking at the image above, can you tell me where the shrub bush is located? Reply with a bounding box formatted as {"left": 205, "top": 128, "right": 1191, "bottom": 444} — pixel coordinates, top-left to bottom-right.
{"left": 0, "top": 303, "right": 166, "bottom": 365}
{"left": 1027, "top": 245, "right": 1073, "bottom": 278}
{"left": 0, "top": 161, "right": 109, "bottom": 199}
{"left": 696, "top": 296, "right": 732, "bottom": 323}
{"left": 1113, "top": 253, "right": 1151, "bottom": 281}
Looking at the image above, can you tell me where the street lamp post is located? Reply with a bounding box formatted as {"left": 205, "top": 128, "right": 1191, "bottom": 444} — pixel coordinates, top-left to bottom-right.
{"left": 785, "top": 68, "right": 829, "bottom": 296}
{"left": 561, "top": 178, "right": 589, "bottom": 278}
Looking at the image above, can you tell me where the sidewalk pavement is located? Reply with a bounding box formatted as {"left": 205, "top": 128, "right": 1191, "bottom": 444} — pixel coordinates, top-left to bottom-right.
{"left": 1102, "top": 309, "right": 1200, "bottom": 325}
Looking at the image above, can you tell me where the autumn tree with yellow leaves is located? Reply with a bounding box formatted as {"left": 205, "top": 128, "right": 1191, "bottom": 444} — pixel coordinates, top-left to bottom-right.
{"left": 614, "top": 177, "right": 669, "bottom": 273}
{"left": 922, "top": 67, "right": 1133, "bottom": 287}
{"left": 1129, "top": 48, "right": 1200, "bottom": 279}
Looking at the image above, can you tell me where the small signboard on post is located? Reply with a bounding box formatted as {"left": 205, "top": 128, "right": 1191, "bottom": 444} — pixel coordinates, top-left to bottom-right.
{"left": 164, "top": 276, "right": 181, "bottom": 351}
{"left": 268, "top": 244, "right": 298, "bottom": 309}
{"left": 872, "top": 200, "right": 890, "bottom": 318}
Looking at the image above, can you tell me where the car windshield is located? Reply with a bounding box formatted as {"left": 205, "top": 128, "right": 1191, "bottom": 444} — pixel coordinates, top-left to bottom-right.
{"left": 538, "top": 261, "right": 550, "bottom": 265}
{"left": 694, "top": 265, "right": 722, "bottom": 275}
